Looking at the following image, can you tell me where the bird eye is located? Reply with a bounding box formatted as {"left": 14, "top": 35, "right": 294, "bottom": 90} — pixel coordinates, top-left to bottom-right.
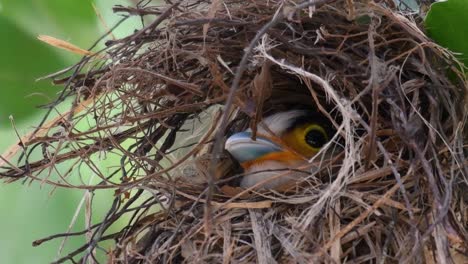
{"left": 304, "top": 125, "right": 329, "bottom": 150}
{"left": 281, "top": 122, "right": 331, "bottom": 157}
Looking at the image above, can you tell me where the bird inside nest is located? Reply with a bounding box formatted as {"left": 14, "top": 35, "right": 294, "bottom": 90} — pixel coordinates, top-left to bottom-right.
{"left": 224, "top": 109, "right": 336, "bottom": 190}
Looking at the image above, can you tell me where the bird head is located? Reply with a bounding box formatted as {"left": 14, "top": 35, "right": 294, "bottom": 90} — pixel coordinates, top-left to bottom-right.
{"left": 225, "top": 110, "right": 334, "bottom": 188}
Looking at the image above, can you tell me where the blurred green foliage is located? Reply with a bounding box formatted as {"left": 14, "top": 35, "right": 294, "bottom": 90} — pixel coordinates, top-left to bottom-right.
{"left": 0, "top": 0, "right": 136, "bottom": 262}
{"left": 0, "top": 16, "right": 67, "bottom": 122}
{"left": 425, "top": 0, "right": 468, "bottom": 66}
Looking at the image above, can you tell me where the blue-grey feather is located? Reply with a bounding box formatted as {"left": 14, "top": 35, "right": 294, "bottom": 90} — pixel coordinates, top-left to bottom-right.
{"left": 225, "top": 132, "right": 282, "bottom": 163}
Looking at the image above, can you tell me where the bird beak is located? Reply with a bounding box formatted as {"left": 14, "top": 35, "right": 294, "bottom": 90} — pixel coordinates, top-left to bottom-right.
{"left": 225, "top": 131, "right": 283, "bottom": 164}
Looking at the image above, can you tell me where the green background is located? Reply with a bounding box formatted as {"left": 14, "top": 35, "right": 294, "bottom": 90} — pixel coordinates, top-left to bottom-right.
{"left": 0, "top": 0, "right": 142, "bottom": 262}
{"left": 425, "top": 0, "right": 468, "bottom": 66}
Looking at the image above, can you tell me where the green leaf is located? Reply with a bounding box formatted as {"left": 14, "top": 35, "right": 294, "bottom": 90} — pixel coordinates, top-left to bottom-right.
{"left": 0, "top": 0, "right": 97, "bottom": 49}
{"left": 0, "top": 16, "right": 67, "bottom": 123}
{"left": 425, "top": 0, "right": 468, "bottom": 66}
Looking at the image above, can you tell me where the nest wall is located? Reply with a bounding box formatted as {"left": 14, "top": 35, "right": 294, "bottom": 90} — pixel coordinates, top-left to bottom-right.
{"left": 0, "top": 0, "right": 467, "bottom": 263}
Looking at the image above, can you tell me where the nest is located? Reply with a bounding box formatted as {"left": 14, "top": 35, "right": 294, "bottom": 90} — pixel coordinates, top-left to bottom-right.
{"left": 1, "top": 0, "right": 467, "bottom": 263}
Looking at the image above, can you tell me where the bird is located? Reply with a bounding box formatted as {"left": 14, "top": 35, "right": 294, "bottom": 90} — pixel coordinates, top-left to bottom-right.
{"left": 225, "top": 109, "right": 334, "bottom": 189}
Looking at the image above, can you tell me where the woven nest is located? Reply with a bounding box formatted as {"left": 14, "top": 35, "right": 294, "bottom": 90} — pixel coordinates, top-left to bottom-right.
{"left": 1, "top": 0, "right": 467, "bottom": 263}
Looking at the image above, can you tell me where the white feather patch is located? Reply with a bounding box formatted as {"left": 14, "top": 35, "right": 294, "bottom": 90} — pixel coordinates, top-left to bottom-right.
{"left": 252, "top": 110, "right": 307, "bottom": 136}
